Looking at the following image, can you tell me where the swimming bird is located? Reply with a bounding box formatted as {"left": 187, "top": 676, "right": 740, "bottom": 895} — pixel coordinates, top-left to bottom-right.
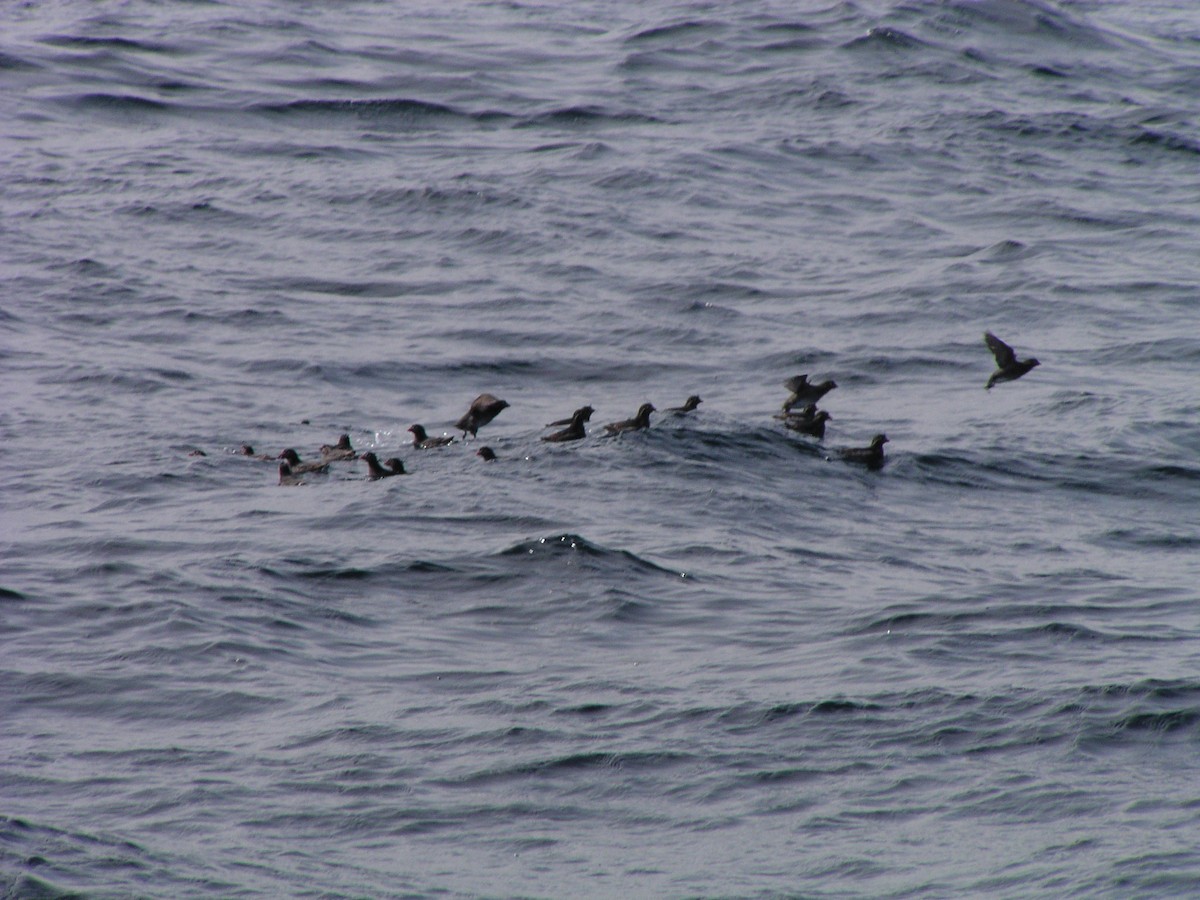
{"left": 277, "top": 448, "right": 329, "bottom": 475}
{"left": 456, "top": 393, "right": 509, "bottom": 438}
{"left": 782, "top": 374, "right": 837, "bottom": 411}
{"left": 362, "top": 451, "right": 405, "bottom": 479}
{"left": 604, "top": 403, "right": 655, "bottom": 434}
{"left": 239, "top": 444, "right": 275, "bottom": 461}
{"left": 984, "top": 332, "right": 1040, "bottom": 389}
{"left": 667, "top": 395, "right": 702, "bottom": 414}
{"left": 546, "top": 405, "right": 594, "bottom": 427}
{"left": 278, "top": 461, "right": 306, "bottom": 485}
{"left": 476, "top": 446, "right": 497, "bottom": 461}
{"left": 837, "top": 434, "right": 888, "bottom": 469}
{"left": 777, "top": 405, "right": 832, "bottom": 439}
{"left": 543, "top": 406, "right": 589, "bottom": 442}
{"left": 320, "top": 434, "right": 358, "bottom": 461}
{"left": 408, "top": 424, "right": 455, "bottom": 449}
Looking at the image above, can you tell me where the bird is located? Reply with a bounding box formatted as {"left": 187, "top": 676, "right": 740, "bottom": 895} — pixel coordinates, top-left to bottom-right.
{"left": 984, "top": 332, "right": 1040, "bottom": 389}
{"left": 278, "top": 461, "right": 306, "bottom": 485}
{"left": 543, "top": 406, "right": 591, "bottom": 442}
{"left": 456, "top": 393, "right": 509, "bottom": 438}
{"left": 777, "top": 405, "right": 831, "bottom": 439}
{"left": 320, "top": 434, "right": 358, "bottom": 461}
{"left": 667, "top": 395, "right": 702, "bottom": 414}
{"left": 362, "top": 451, "right": 405, "bottom": 478}
{"left": 782, "top": 374, "right": 837, "bottom": 411}
{"left": 408, "top": 424, "right": 455, "bottom": 449}
{"left": 837, "top": 434, "right": 889, "bottom": 469}
{"left": 476, "top": 447, "right": 497, "bottom": 461}
{"left": 546, "top": 405, "right": 594, "bottom": 427}
{"left": 605, "top": 403, "right": 655, "bottom": 434}
{"left": 277, "top": 449, "right": 329, "bottom": 475}
{"left": 238, "top": 444, "right": 274, "bottom": 461}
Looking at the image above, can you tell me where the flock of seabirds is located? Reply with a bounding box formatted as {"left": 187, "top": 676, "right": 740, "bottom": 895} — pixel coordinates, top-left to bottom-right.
{"left": 232, "top": 332, "right": 1039, "bottom": 485}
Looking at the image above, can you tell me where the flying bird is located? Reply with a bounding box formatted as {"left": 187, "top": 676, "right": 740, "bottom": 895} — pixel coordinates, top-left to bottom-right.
{"left": 782, "top": 375, "right": 836, "bottom": 411}
{"left": 456, "top": 394, "right": 509, "bottom": 438}
{"left": 984, "top": 332, "right": 1040, "bottom": 389}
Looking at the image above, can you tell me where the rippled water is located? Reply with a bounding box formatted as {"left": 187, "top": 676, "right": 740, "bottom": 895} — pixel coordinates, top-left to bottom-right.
{"left": 4, "top": 0, "right": 1200, "bottom": 896}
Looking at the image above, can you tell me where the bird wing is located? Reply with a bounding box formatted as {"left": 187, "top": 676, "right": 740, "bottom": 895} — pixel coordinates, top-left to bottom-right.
{"left": 984, "top": 332, "right": 1016, "bottom": 367}
{"left": 783, "top": 374, "right": 810, "bottom": 393}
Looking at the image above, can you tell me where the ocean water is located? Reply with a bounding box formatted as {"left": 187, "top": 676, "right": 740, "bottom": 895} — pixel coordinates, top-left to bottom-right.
{"left": 3, "top": 0, "right": 1200, "bottom": 895}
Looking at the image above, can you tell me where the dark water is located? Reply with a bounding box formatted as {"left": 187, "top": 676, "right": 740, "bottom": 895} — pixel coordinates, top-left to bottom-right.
{"left": 4, "top": 0, "right": 1200, "bottom": 895}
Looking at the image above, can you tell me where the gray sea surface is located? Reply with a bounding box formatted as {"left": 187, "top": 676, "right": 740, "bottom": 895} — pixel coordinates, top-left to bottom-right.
{"left": 3, "top": 0, "right": 1200, "bottom": 896}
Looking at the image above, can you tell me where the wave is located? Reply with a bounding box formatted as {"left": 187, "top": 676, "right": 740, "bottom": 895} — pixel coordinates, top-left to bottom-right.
{"left": 626, "top": 20, "right": 722, "bottom": 44}
{"left": 254, "top": 96, "right": 510, "bottom": 125}
{"left": 40, "top": 34, "right": 180, "bottom": 53}
{"left": 843, "top": 26, "right": 933, "bottom": 53}
{"left": 516, "top": 105, "right": 665, "bottom": 128}
{"left": 0, "top": 816, "right": 163, "bottom": 899}
{"left": 935, "top": 0, "right": 1121, "bottom": 48}
{"left": 0, "top": 51, "right": 40, "bottom": 71}
{"left": 330, "top": 183, "right": 532, "bottom": 213}
{"left": 64, "top": 91, "right": 173, "bottom": 113}
{"left": 691, "top": 679, "right": 1200, "bottom": 754}
{"left": 857, "top": 603, "right": 1165, "bottom": 644}
{"left": 907, "top": 445, "right": 1200, "bottom": 502}
{"left": 957, "top": 107, "right": 1200, "bottom": 162}
{"left": 1095, "top": 336, "right": 1200, "bottom": 366}
{"left": 495, "top": 532, "right": 676, "bottom": 577}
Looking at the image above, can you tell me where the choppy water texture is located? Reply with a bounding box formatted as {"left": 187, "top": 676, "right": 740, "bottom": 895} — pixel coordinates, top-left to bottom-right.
{"left": 4, "top": 0, "right": 1200, "bottom": 896}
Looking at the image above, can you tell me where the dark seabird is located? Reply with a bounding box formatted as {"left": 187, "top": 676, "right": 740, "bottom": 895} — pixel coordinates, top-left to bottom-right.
{"left": 239, "top": 444, "right": 275, "bottom": 461}
{"left": 362, "top": 451, "right": 405, "bottom": 479}
{"left": 278, "top": 461, "right": 306, "bottom": 485}
{"left": 837, "top": 434, "right": 888, "bottom": 469}
{"left": 277, "top": 448, "right": 329, "bottom": 475}
{"left": 984, "top": 332, "right": 1040, "bottom": 389}
{"left": 320, "top": 434, "right": 358, "bottom": 461}
{"left": 782, "top": 374, "right": 837, "bottom": 411}
{"left": 546, "top": 405, "right": 594, "bottom": 427}
{"left": 456, "top": 393, "right": 509, "bottom": 438}
{"left": 604, "top": 403, "right": 655, "bottom": 434}
{"left": 476, "top": 446, "right": 497, "bottom": 461}
{"left": 384, "top": 458, "right": 406, "bottom": 475}
{"left": 187, "top": 449, "right": 207, "bottom": 457}
{"left": 408, "top": 424, "right": 455, "bottom": 449}
{"left": 667, "top": 395, "right": 702, "bottom": 414}
{"left": 543, "top": 406, "right": 590, "bottom": 442}
{"left": 778, "top": 405, "right": 832, "bottom": 439}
